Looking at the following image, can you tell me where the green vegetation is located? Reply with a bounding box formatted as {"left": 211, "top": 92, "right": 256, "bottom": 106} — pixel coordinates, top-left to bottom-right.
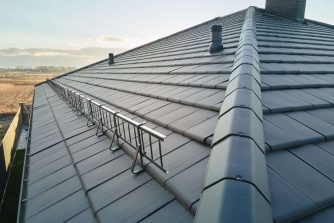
{"left": 0, "top": 150, "right": 25, "bottom": 223}
{"left": 0, "top": 129, "right": 6, "bottom": 141}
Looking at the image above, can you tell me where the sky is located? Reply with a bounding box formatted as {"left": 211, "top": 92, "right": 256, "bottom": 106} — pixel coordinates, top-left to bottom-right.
{"left": 0, "top": 0, "right": 333, "bottom": 68}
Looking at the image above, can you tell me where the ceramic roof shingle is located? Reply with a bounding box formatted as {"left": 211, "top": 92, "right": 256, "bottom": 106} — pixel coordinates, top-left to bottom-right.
{"left": 18, "top": 5, "right": 334, "bottom": 223}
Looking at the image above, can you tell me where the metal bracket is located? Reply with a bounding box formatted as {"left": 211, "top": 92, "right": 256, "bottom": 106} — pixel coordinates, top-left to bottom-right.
{"left": 131, "top": 164, "right": 144, "bottom": 174}
{"left": 86, "top": 99, "right": 94, "bottom": 127}
{"left": 110, "top": 111, "right": 120, "bottom": 151}
{"left": 48, "top": 80, "right": 169, "bottom": 175}
{"left": 96, "top": 105, "right": 105, "bottom": 137}
{"left": 131, "top": 122, "right": 146, "bottom": 174}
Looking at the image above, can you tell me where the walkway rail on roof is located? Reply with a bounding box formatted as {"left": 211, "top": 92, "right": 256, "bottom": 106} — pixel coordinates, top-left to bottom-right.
{"left": 47, "top": 79, "right": 168, "bottom": 174}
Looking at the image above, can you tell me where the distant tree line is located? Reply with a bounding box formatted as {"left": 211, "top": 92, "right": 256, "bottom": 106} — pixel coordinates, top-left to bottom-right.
{"left": 0, "top": 66, "right": 76, "bottom": 73}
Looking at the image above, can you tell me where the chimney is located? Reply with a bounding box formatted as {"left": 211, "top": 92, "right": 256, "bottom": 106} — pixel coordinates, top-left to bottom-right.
{"left": 108, "top": 53, "right": 114, "bottom": 64}
{"left": 209, "top": 25, "right": 224, "bottom": 53}
{"left": 265, "top": 0, "right": 307, "bottom": 22}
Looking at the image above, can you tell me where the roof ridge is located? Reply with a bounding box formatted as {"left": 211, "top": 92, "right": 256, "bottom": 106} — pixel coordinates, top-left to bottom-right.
{"left": 194, "top": 7, "right": 274, "bottom": 222}
{"left": 256, "top": 6, "right": 334, "bottom": 30}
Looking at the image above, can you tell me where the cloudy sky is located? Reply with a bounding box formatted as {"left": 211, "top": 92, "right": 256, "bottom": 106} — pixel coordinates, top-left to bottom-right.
{"left": 0, "top": 0, "right": 332, "bottom": 68}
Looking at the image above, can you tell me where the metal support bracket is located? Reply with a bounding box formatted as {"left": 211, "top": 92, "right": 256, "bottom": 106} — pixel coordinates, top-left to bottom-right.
{"left": 110, "top": 112, "right": 120, "bottom": 151}
{"left": 96, "top": 105, "right": 105, "bottom": 137}
{"left": 86, "top": 99, "right": 94, "bottom": 127}
{"left": 131, "top": 122, "right": 146, "bottom": 174}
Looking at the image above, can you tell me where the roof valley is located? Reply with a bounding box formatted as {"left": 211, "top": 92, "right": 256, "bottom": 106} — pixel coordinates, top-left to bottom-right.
{"left": 194, "top": 7, "right": 273, "bottom": 222}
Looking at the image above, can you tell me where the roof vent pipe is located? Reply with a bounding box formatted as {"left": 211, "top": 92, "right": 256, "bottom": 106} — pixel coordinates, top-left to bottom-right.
{"left": 209, "top": 25, "right": 224, "bottom": 53}
{"left": 108, "top": 53, "right": 114, "bottom": 65}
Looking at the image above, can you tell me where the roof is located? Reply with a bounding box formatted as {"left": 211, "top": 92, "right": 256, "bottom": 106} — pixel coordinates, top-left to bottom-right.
{"left": 18, "top": 6, "right": 334, "bottom": 223}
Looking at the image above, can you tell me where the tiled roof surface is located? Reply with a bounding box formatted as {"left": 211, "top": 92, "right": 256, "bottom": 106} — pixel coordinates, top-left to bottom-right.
{"left": 19, "top": 6, "right": 334, "bottom": 223}
{"left": 257, "top": 9, "right": 334, "bottom": 223}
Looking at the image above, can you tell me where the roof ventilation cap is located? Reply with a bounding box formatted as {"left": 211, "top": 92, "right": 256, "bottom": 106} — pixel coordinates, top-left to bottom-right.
{"left": 209, "top": 25, "right": 224, "bottom": 53}
{"left": 108, "top": 53, "right": 114, "bottom": 65}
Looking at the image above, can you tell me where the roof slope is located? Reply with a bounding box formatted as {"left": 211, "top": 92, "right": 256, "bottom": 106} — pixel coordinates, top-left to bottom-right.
{"left": 18, "top": 6, "right": 334, "bottom": 223}
{"left": 197, "top": 7, "right": 334, "bottom": 223}
{"left": 19, "top": 10, "right": 246, "bottom": 223}
{"left": 257, "top": 9, "right": 334, "bottom": 223}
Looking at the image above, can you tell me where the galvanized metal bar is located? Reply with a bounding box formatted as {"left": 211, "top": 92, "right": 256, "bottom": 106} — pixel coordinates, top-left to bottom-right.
{"left": 47, "top": 80, "right": 168, "bottom": 174}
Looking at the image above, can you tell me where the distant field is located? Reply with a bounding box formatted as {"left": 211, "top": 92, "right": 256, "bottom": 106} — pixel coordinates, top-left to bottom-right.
{"left": 0, "top": 72, "right": 59, "bottom": 140}
{"left": 0, "top": 72, "right": 57, "bottom": 115}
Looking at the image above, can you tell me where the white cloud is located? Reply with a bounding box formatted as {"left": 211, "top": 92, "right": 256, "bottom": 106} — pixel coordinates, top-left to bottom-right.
{"left": 0, "top": 47, "right": 127, "bottom": 68}
{"left": 0, "top": 48, "right": 69, "bottom": 57}
{"left": 98, "top": 35, "right": 124, "bottom": 43}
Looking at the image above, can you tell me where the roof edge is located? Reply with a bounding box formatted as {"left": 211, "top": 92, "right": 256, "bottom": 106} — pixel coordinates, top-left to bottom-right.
{"left": 51, "top": 58, "right": 108, "bottom": 81}
{"left": 194, "top": 7, "right": 273, "bottom": 223}
{"left": 305, "top": 18, "right": 334, "bottom": 29}
{"left": 256, "top": 6, "right": 334, "bottom": 28}
{"left": 16, "top": 89, "right": 35, "bottom": 223}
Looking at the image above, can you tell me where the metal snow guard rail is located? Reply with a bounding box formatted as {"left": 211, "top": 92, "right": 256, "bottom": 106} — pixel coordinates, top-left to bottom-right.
{"left": 47, "top": 79, "right": 168, "bottom": 174}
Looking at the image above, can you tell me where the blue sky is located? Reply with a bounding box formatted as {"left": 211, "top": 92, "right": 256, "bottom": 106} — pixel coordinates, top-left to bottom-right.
{"left": 0, "top": 0, "right": 333, "bottom": 67}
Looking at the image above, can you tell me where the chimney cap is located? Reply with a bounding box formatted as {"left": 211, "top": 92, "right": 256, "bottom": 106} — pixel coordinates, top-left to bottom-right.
{"left": 211, "top": 25, "right": 222, "bottom": 32}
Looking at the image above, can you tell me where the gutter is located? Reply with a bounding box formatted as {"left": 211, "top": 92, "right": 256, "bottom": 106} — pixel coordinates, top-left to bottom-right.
{"left": 16, "top": 90, "right": 34, "bottom": 223}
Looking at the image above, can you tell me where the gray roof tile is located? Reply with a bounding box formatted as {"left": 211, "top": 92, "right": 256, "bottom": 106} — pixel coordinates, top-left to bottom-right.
{"left": 148, "top": 140, "right": 210, "bottom": 184}
{"left": 88, "top": 171, "right": 152, "bottom": 211}
{"left": 81, "top": 155, "right": 131, "bottom": 190}
{"left": 184, "top": 115, "right": 218, "bottom": 142}
{"left": 299, "top": 206, "right": 334, "bottom": 223}
{"left": 155, "top": 105, "right": 199, "bottom": 127}
{"left": 317, "top": 140, "right": 334, "bottom": 156}
{"left": 267, "top": 168, "right": 316, "bottom": 223}
{"left": 139, "top": 200, "right": 193, "bottom": 223}
{"left": 285, "top": 111, "right": 334, "bottom": 140}
{"left": 96, "top": 181, "right": 174, "bottom": 223}
{"left": 283, "top": 89, "right": 330, "bottom": 109}
{"left": 168, "top": 109, "right": 217, "bottom": 134}
{"left": 65, "top": 209, "right": 97, "bottom": 223}
{"left": 71, "top": 138, "right": 111, "bottom": 163}
{"left": 21, "top": 6, "right": 334, "bottom": 223}
{"left": 264, "top": 113, "right": 324, "bottom": 150}
{"left": 25, "top": 176, "right": 82, "bottom": 218}
{"left": 267, "top": 151, "right": 334, "bottom": 206}
{"left": 25, "top": 190, "right": 90, "bottom": 223}
{"left": 290, "top": 144, "right": 334, "bottom": 181}
{"left": 262, "top": 90, "right": 313, "bottom": 113}
{"left": 26, "top": 165, "right": 76, "bottom": 199}
{"left": 28, "top": 155, "right": 72, "bottom": 184}
{"left": 165, "top": 158, "right": 208, "bottom": 208}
